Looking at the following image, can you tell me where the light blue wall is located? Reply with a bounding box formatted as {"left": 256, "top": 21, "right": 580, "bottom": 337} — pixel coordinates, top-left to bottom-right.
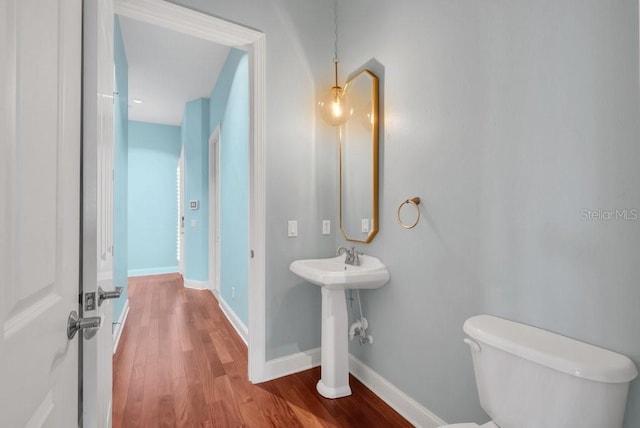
{"left": 182, "top": 98, "right": 210, "bottom": 282}
{"left": 209, "top": 49, "right": 245, "bottom": 131}
{"left": 308, "top": 1, "right": 639, "bottom": 426}
{"left": 128, "top": 121, "right": 182, "bottom": 275}
{"left": 179, "top": 50, "right": 249, "bottom": 323}
{"left": 113, "top": 17, "right": 128, "bottom": 322}
{"left": 219, "top": 54, "right": 249, "bottom": 324}
{"left": 172, "top": 0, "right": 329, "bottom": 361}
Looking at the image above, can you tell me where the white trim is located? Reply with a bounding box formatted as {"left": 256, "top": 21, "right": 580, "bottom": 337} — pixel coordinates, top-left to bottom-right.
{"left": 106, "top": 401, "right": 112, "bottom": 428}
{"left": 128, "top": 266, "right": 178, "bottom": 277}
{"left": 112, "top": 299, "right": 130, "bottom": 354}
{"left": 247, "top": 27, "right": 267, "bottom": 384}
{"left": 178, "top": 145, "right": 185, "bottom": 275}
{"left": 115, "top": 0, "right": 266, "bottom": 384}
{"left": 208, "top": 127, "right": 221, "bottom": 297}
{"left": 106, "top": 400, "right": 112, "bottom": 428}
{"left": 218, "top": 296, "right": 248, "bottom": 345}
{"left": 184, "top": 279, "right": 210, "bottom": 290}
{"left": 257, "top": 345, "right": 446, "bottom": 428}
{"left": 261, "top": 347, "right": 321, "bottom": 382}
{"left": 114, "top": 0, "right": 260, "bottom": 46}
{"left": 349, "top": 354, "right": 447, "bottom": 428}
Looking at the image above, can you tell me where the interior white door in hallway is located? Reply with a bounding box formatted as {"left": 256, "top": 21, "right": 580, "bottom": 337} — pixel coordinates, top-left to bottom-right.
{"left": 83, "top": 0, "right": 117, "bottom": 426}
{"left": 0, "top": 0, "right": 82, "bottom": 426}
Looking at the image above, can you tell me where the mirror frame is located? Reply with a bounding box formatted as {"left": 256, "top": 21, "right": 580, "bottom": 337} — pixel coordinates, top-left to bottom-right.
{"left": 339, "top": 69, "right": 379, "bottom": 244}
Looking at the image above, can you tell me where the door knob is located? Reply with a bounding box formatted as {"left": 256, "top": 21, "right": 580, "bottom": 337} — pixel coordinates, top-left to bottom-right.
{"left": 67, "top": 311, "right": 102, "bottom": 340}
{"left": 98, "top": 286, "right": 123, "bottom": 306}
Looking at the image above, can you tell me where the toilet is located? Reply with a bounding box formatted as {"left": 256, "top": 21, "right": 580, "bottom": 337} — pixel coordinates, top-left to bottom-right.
{"left": 440, "top": 314, "right": 638, "bottom": 428}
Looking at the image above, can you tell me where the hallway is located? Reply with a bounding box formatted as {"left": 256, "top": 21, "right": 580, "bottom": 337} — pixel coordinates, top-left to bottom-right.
{"left": 112, "top": 274, "right": 411, "bottom": 427}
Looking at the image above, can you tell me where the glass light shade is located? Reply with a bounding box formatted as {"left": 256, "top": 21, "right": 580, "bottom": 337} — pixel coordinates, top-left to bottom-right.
{"left": 318, "top": 86, "right": 353, "bottom": 126}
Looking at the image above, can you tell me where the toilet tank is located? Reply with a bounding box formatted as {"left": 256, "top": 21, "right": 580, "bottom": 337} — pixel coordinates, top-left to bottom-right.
{"left": 463, "top": 315, "right": 638, "bottom": 428}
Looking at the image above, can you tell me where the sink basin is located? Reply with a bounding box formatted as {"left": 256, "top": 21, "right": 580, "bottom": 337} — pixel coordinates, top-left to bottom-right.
{"left": 289, "top": 254, "right": 390, "bottom": 290}
{"left": 289, "top": 253, "right": 390, "bottom": 399}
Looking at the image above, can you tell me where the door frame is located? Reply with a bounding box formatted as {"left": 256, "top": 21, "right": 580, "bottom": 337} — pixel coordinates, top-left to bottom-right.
{"left": 114, "top": 0, "right": 267, "bottom": 382}
{"left": 178, "top": 144, "right": 185, "bottom": 275}
{"left": 208, "top": 126, "right": 221, "bottom": 297}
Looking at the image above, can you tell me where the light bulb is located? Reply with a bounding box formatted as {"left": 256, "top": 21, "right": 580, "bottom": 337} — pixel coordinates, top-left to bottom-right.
{"left": 318, "top": 86, "right": 353, "bottom": 126}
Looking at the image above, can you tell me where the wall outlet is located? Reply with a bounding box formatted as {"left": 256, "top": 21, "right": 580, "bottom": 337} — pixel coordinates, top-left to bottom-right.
{"left": 322, "top": 219, "right": 331, "bottom": 235}
{"left": 288, "top": 220, "right": 298, "bottom": 237}
{"left": 361, "top": 218, "right": 370, "bottom": 233}
{"left": 191, "top": 220, "right": 197, "bottom": 228}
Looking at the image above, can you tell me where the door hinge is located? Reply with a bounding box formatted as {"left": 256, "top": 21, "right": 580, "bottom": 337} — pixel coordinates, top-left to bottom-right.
{"left": 251, "top": 249, "right": 255, "bottom": 258}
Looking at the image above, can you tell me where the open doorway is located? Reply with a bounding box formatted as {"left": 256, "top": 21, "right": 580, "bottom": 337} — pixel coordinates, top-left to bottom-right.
{"left": 114, "top": 0, "right": 266, "bottom": 383}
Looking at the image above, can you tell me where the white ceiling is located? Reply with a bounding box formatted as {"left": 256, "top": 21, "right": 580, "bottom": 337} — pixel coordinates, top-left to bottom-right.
{"left": 118, "top": 15, "right": 231, "bottom": 126}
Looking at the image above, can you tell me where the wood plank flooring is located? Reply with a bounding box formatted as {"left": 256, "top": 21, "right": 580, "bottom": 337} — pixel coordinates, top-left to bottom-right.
{"left": 113, "top": 273, "right": 412, "bottom": 427}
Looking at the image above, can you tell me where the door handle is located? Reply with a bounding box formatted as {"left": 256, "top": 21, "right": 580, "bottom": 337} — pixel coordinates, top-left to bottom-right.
{"left": 98, "top": 286, "right": 123, "bottom": 306}
{"left": 67, "top": 311, "right": 102, "bottom": 340}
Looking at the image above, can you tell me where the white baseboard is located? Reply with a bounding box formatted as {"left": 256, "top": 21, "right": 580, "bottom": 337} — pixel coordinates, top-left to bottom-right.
{"left": 348, "top": 354, "right": 446, "bottom": 428}
{"left": 261, "top": 347, "right": 321, "bottom": 382}
{"left": 106, "top": 400, "right": 112, "bottom": 428}
{"left": 256, "top": 348, "right": 445, "bottom": 426}
{"left": 184, "top": 278, "right": 210, "bottom": 290}
{"left": 112, "top": 299, "right": 129, "bottom": 354}
{"left": 218, "top": 296, "right": 248, "bottom": 345}
{"left": 128, "top": 266, "right": 178, "bottom": 277}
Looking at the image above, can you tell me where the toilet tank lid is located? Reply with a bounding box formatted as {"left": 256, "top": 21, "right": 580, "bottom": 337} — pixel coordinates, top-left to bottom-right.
{"left": 463, "top": 315, "right": 638, "bottom": 383}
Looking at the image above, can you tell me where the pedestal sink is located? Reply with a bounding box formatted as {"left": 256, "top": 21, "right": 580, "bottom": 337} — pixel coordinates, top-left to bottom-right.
{"left": 290, "top": 254, "right": 390, "bottom": 398}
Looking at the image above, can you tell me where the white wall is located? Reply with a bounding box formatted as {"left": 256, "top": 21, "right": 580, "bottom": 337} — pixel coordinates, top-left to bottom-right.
{"left": 286, "top": 0, "right": 640, "bottom": 425}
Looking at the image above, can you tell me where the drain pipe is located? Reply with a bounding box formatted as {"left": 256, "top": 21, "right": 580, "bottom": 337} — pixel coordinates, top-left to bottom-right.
{"left": 349, "top": 290, "right": 373, "bottom": 344}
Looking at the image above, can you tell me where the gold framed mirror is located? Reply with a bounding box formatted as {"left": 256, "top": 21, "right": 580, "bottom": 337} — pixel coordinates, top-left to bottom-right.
{"left": 339, "top": 69, "right": 379, "bottom": 243}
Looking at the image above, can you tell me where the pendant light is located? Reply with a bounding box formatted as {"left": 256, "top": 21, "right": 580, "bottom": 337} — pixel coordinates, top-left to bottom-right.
{"left": 318, "top": 0, "right": 352, "bottom": 126}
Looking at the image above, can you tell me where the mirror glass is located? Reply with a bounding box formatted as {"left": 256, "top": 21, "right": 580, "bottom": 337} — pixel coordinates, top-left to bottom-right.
{"left": 340, "top": 70, "right": 379, "bottom": 243}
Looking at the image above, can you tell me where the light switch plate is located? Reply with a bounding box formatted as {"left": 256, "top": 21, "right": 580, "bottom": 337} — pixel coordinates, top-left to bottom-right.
{"left": 288, "top": 220, "right": 298, "bottom": 237}
{"left": 361, "top": 218, "right": 370, "bottom": 233}
{"left": 322, "top": 219, "right": 331, "bottom": 235}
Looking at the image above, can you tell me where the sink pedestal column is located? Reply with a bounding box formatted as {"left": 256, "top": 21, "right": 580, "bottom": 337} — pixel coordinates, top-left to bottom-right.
{"left": 317, "top": 287, "right": 352, "bottom": 399}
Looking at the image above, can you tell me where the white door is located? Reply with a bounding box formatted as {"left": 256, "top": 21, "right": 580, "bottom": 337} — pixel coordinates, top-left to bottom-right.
{"left": 83, "top": 0, "right": 116, "bottom": 426}
{"left": 0, "top": 0, "right": 82, "bottom": 427}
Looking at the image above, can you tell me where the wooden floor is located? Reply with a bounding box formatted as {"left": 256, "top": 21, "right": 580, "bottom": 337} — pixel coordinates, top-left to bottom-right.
{"left": 113, "top": 273, "right": 412, "bottom": 428}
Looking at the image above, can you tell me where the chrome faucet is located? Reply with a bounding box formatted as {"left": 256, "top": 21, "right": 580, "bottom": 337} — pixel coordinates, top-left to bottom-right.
{"left": 337, "top": 246, "right": 361, "bottom": 266}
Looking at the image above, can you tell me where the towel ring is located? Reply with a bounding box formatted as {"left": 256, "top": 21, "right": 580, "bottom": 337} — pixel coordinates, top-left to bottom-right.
{"left": 397, "top": 197, "right": 421, "bottom": 229}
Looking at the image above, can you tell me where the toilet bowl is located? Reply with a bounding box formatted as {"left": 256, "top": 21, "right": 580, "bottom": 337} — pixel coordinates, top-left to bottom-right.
{"left": 439, "top": 314, "right": 637, "bottom": 428}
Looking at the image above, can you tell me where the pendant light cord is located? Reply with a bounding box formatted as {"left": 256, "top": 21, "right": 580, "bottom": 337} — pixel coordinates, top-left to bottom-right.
{"left": 333, "top": 0, "right": 339, "bottom": 88}
{"left": 333, "top": 0, "right": 339, "bottom": 63}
